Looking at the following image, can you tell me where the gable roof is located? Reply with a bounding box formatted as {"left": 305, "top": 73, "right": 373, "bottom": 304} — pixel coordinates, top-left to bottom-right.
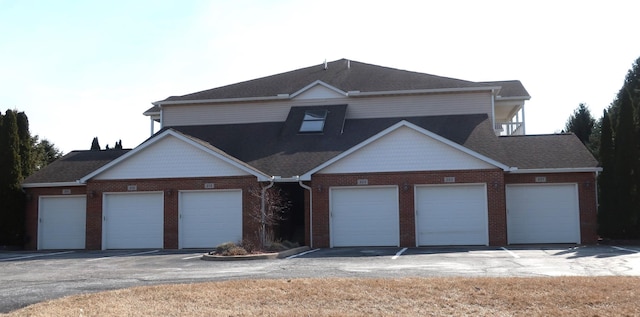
{"left": 79, "top": 129, "right": 272, "bottom": 183}
{"left": 499, "top": 134, "right": 599, "bottom": 171}
{"left": 481, "top": 80, "right": 530, "bottom": 99}
{"left": 22, "top": 149, "right": 130, "bottom": 187}
{"left": 165, "top": 113, "right": 506, "bottom": 178}
{"left": 154, "top": 59, "right": 497, "bottom": 105}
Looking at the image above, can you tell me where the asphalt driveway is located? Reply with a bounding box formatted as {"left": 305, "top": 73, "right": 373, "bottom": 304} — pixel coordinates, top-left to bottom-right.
{"left": 1, "top": 245, "right": 639, "bottom": 313}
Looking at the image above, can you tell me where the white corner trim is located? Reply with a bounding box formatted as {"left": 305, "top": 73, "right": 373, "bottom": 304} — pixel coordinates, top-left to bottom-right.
{"left": 289, "top": 80, "right": 348, "bottom": 99}
{"left": 300, "top": 120, "right": 510, "bottom": 179}
{"left": 79, "top": 130, "right": 271, "bottom": 183}
{"left": 509, "top": 167, "right": 602, "bottom": 174}
{"left": 22, "top": 182, "right": 86, "bottom": 188}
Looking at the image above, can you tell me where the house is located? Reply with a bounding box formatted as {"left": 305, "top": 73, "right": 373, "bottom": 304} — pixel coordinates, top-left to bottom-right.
{"left": 22, "top": 59, "right": 600, "bottom": 250}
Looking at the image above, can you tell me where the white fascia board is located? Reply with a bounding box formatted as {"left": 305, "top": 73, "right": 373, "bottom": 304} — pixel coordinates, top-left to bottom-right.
{"left": 289, "top": 80, "right": 348, "bottom": 98}
{"left": 347, "top": 86, "right": 501, "bottom": 97}
{"left": 300, "top": 120, "right": 510, "bottom": 179}
{"left": 509, "top": 167, "right": 602, "bottom": 174}
{"left": 496, "top": 95, "right": 531, "bottom": 101}
{"left": 152, "top": 94, "right": 290, "bottom": 106}
{"left": 22, "top": 182, "right": 86, "bottom": 188}
{"left": 79, "top": 130, "right": 271, "bottom": 183}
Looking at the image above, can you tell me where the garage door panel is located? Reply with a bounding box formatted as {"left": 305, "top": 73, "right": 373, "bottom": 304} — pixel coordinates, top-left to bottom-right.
{"left": 104, "top": 193, "right": 164, "bottom": 249}
{"left": 179, "top": 190, "right": 242, "bottom": 249}
{"left": 506, "top": 184, "right": 580, "bottom": 244}
{"left": 331, "top": 187, "right": 399, "bottom": 247}
{"left": 39, "top": 196, "right": 86, "bottom": 249}
{"left": 416, "top": 185, "right": 488, "bottom": 246}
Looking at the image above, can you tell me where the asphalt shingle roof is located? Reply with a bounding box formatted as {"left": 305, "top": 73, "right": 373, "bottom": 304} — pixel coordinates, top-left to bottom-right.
{"left": 499, "top": 134, "right": 598, "bottom": 169}
{"left": 23, "top": 149, "right": 130, "bottom": 185}
{"left": 166, "top": 113, "right": 503, "bottom": 178}
{"left": 157, "top": 59, "right": 496, "bottom": 103}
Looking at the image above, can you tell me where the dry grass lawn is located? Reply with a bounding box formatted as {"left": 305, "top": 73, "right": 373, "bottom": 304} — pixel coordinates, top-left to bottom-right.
{"left": 3, "top": 277, "right": 639, "bottom": 316}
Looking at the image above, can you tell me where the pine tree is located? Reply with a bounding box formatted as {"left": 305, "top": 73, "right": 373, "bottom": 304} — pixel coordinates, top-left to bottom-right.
{"left": 565, "top": 103, "right": 595, "bottom": 146}
{"left": 90, "top": 137, "right": 101, "bottom": 151}
{"left": 16, "top": 111, "right": 34, "bottom": 179}
{"left": 0, "top": 110, "right": 25, "bottom": 245}
{"left": 613, "top": 87, "right": 638, "bottom": 238}
{"left": 597, "top": 110, "right": 616, "bottom": 237}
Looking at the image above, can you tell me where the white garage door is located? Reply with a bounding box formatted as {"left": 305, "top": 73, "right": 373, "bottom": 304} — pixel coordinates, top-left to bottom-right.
{"left": 415, "top": 184, "right": 488, "bottom": 246}
{"left": 330, "top": 186, "right": 399, "bottom": 247}
{"left": 103, "top": 192, "right": 164, "bottom": 249}
{"left": 39, "top": 196, "right": 86, "bottom": 249}
{"left": 179, "top": 190, "right": 243, "bottom": 249}
{"left": 506, "top": 184, "right": 580, "bottom": 244}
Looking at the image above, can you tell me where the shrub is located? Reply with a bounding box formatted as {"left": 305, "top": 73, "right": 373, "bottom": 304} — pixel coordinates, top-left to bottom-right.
{"left": 240, "top": 239, "right": 256, "bottom": 253}
{"left": 223, "top": 246, "right": 248, "bottom": 256}
{"left": 215, "top": 242, "right": 237, "bottom": 255}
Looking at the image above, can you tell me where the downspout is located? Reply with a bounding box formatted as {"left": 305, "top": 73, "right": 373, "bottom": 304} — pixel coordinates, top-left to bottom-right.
{"left": 297, "top": 176, "right": 313, "bottom": 248}
{"left": 260, "top": 177, "right": 275, "bottom": 247}
{"left": 491, "top": 88, "right": 497, "bottom": 134}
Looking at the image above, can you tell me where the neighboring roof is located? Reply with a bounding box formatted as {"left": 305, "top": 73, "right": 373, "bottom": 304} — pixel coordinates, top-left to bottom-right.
{"left": 499, "top": 134, "right": 599, "bottom": 170}
{"left": 481, "top": 80, "right": 530, "bottom": 99}
{"left": 22, "top": 149, "right": 130, "bottom": 186}
{"left": 165, "top": 113, "right": 503, "bottom": 178}
{"left": 155, "top": 59, "right": 496, "bottom": 104}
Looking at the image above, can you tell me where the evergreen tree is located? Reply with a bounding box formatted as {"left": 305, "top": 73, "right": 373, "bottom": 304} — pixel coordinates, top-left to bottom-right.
{"left": 33, "top": 137, "right": 63, "bottom": 169}
{"left": 613, "top": 87, "right": 638, "bottom": 238}
{"left": 114, "top": 139, "right": 123, "bottom": 150}
{"left": 565, "top": 103, "right": 595, "bottom": 146}
{"left": 16, "top": 111, "right": 34, "bottom": 179}
{"left": 597, "top": 110, "right": 616, "bottom": 237}
{"left": 90, "top": 137, "right": 101, "bottom": 151}
{"left": 0, "top": 110, "right": 25, "bottom": 246}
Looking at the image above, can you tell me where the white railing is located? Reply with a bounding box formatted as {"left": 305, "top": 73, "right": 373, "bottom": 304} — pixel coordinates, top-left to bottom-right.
{"left": 496, "top": 122, "right": 524, "bottom": 136}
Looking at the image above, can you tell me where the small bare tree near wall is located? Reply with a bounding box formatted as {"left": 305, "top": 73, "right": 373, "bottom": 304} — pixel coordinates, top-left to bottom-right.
{"left": 248, "top": 185, "right": 291, "bottom": 249}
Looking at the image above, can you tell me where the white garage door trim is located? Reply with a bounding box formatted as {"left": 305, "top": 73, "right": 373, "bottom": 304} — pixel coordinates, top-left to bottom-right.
{"left": 38, "top": 195, "right": 87, "bottom": 250}
{"left": 506, "top": 183, "right": 581, "bottom": 244}
{"left": 414, "top": 184, "right": 488, "bottom": 246}
{"left": 102, "top": 192, "right": 164, "bottom": 250}
{"left": 330, "top": 186, "right": 399, "bottom": 247}
{"left": 178, "top": 189, "right": 243, "bottom": 249}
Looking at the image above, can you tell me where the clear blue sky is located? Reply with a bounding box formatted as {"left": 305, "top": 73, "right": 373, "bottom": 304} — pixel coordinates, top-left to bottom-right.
{"left": 1, "top": 0, "right": 639, "bottom": 154}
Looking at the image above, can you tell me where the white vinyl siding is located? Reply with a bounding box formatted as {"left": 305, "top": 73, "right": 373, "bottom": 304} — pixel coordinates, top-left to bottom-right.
{"left": 95, "top": 135, "right": 250, "bottom": 180}
{"left": 506, "top": 184, "right": 580, "bottom": 244}
{"left": 179, "top": 190, "right": 243, "bottom": 249}
{"left": 330, "top": 186, "right": 399, "bottom": 247}
{"left": 415, "top": 184, "right": 488, "bottom": 246}
{"left": 103, "top": 192, "right": 164, "bottom": 249}
{"left": 38, "top": 196, "right": 86, "bottom": 250}
{"left": 161, "top": 92, "right": 492, "bottom": 128}
{"left": 320, "top": 126, "right": 495, "bottom": 174}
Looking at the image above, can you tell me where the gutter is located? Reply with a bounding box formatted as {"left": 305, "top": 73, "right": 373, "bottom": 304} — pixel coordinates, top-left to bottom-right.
{"left": 508, "top": 167, "right": 603, "bottom": 174}
{"left": 152, "top": 86, "right": 502, "bottom": 106}
{"left": 22, "top": 182, "right": 86, "bottom": 188}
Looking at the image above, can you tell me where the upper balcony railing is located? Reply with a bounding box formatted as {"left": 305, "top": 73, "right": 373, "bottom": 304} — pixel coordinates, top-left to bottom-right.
{"left": 496, "top": 122, "right": 524, "bottom": 136}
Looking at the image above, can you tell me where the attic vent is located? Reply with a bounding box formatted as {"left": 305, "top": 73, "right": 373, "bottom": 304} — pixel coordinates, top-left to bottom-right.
{"left": 299, "top": 109, "right": 328, "bottom": 133}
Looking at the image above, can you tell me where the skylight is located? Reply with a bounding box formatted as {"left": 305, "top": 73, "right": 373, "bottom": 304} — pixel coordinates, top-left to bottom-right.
{"left": 299, "top": 110, "right": 327, "bottom": 133}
